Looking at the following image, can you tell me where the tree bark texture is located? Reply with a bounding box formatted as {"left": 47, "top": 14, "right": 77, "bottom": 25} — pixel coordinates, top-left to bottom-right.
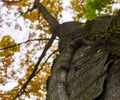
{"left": 46, "top": 11, "right": 120, "bottom": 100}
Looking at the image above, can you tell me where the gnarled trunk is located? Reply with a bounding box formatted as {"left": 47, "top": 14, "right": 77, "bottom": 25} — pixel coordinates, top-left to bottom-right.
{"left": 46, "top": 12, "right": 120, "bottom": 100}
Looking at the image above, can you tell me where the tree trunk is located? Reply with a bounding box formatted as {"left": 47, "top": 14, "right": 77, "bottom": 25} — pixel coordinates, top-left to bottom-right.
{"left": 46, "top": 11, "right": 120, "bottom": 100}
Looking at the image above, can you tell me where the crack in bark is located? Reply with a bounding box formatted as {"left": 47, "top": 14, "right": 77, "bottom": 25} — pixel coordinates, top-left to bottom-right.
{"left": 93, "top": 53, "right": 115, "bottom": 100}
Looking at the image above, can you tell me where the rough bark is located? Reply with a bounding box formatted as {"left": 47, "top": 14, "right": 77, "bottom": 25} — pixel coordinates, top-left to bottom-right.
{"left": 46, "top": 10, "right": 120, "bottom": 100}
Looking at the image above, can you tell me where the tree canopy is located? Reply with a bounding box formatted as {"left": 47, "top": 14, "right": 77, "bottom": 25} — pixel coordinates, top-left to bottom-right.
{"left": 0, "top": 0, "right": 119, "bottom": 99}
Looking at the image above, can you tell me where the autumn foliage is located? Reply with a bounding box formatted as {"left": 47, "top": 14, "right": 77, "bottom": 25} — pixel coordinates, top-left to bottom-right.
{"left": 0, "top": 0, "right": 119, "bottom": 99}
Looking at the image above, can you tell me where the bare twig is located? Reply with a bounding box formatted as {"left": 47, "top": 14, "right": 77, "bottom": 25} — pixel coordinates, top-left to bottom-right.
{"left": 0, "top": 38, "right": 50, "bottom": 50}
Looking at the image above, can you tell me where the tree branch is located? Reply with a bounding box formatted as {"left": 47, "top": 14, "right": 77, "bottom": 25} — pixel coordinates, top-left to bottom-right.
{"left": 12, "top": 49, "right": 58, "bottom": 100}
{"left": 0, "top": 38, "right": 50, "bottom": 50}
{"left": 6, "top": 0, "right": 60, "bottom": 99}
{"left": 36, "top": 49, "right": 59, "bottom": 75}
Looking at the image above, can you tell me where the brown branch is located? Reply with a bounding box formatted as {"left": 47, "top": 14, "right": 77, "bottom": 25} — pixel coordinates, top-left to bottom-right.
{"left": 80, "top": 0, "right": 86, "bottom": 13}
{"left": 12, "top": 49, "right": 58, "bottom": 100}
{"left": 0, "top": 38, "right": 50, "bottom": 50}
{"left": 20, "top": 2, "right": 37, "bottom": 15}
{"left": 13, "top": 36, "right": 56, "bottom": 100}
{"left": 36, "top": 49, "right": 59, "bottom": 75}
{"left": 34, "top": 0, "right": 59, "bottom": 30}
{"left": 10, "top": 0, "right": 60, "bottom": 99}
